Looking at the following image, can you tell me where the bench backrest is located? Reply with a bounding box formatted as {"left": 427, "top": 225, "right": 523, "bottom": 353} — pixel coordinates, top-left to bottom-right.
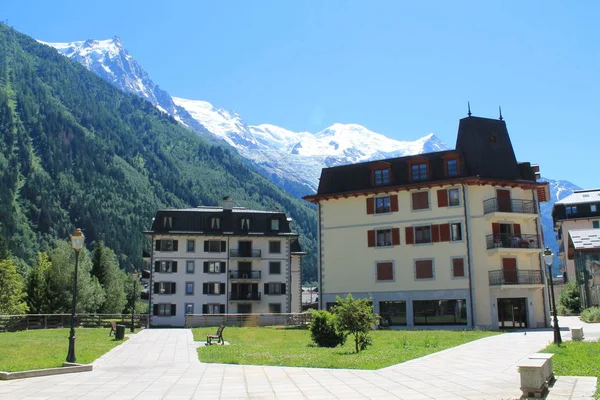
{"left": 216, "top": 324, "right": 225, "bottom": 335}
{"left": 110, "top": 321, "right": 117, "bottom": 330}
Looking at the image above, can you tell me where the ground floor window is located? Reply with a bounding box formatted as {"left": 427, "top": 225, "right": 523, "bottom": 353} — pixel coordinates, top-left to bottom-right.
{"left": 379, "top": 300, "right": 407, "bottom": 326}
{"left": 203, "top": 304, "right": 224, "bottom": 314}
{"left": 269, "top": 303, "right": 282, "bottom": 313}
{"left": 153, "top": 303, "right": 176, "bottom": 316}
{"left": 237, "top": 304, "right": 252, "bottom": 314}
{"left": 185, "top": 303, "right": 194, "bottom": 315}
{"left": 413, "top": 299, "right": 467, "bottom": 325}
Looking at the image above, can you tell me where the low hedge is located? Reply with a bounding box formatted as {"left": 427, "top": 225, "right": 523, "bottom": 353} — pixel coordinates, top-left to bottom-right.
{"left": 581, "top": 307, "right": 600, "bottom": 323}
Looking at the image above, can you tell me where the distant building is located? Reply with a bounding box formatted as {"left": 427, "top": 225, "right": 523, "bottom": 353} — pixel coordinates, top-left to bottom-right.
{"left": 552, "top": 189, "right": 600, "bottom": 283}
{"left": 562, "top": 229, "right": 600, "bottom": 308}
{"left": 305, "top": 114, "right": 551, "bottom": 329}
{"left": 144, "top": 197, "right": 306, "bottom": 327}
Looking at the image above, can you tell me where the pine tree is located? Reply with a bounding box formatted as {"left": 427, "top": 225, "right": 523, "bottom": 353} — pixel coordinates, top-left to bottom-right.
{"left": 91, "top": 241, "right": 126, "bottom": 313}
{"left": 0, "top": 234, "right": 10, "bottom": 261}
{"left": 0, "top": 258, "right": 29, "bottom": 314}
{"left": 26, "top": 252, "right": 51, "bottom": 314}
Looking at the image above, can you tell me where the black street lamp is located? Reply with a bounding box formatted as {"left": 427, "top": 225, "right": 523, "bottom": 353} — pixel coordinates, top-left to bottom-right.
{"left": 66, "top": 228, "right": 85, "bottom": 363}
{"left": 543, "top": 247, "right": 562, "bottom": 345}
{"left": 130, "top": 270, "right": 139, "bottom": 333}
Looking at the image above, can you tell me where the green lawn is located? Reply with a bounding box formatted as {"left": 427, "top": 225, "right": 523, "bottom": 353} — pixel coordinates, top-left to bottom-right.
{"left": 193, "top": 326, "right": 499, "bottom": 370}
{"left": 0, "top": 328, "right": 126, "bottom": 372}
{"left": 543, "top": 340, "right": 600, "bottom": 397}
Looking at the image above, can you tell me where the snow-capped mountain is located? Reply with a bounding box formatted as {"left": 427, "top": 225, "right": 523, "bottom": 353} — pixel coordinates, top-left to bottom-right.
{"left": 38, "top": 37, "right": 205, "bottom": 132}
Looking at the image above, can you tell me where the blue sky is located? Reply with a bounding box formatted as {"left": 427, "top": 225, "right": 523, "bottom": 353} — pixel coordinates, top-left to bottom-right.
{"left": 3, "top": 1, "right": 599, "bottom": 188}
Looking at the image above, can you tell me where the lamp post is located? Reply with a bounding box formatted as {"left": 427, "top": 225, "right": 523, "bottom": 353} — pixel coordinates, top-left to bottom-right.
{"left": 130, "top": 270, "right": 139, "bottom": 333}
{"left": 543, "top": 247, "right": 562, "bottom": 345}
{"left": 66, "top": 228, "right": 85, "bottom": 363}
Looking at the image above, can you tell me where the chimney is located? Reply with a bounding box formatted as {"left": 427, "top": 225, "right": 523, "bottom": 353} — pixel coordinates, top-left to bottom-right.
{"left": 223, "top": 196, "right": 234, "bottom": 211}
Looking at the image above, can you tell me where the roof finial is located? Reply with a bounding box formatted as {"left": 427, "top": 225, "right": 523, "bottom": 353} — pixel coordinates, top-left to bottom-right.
{"left": 499, "top": 106, "right": 503, "bottom": 121}
{"left": 467, "top": 101, "right": 472, "bottom": 117}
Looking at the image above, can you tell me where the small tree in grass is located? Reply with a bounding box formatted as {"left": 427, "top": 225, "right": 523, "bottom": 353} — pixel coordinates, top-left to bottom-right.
{"left": 332, "top": 294, "right": 377, "bottom": 353}
{"left": 309, "top": 309, "right": 346, "bottom": 348}
{"left": 558, "top": 280, "right": 581, "bottom": 315}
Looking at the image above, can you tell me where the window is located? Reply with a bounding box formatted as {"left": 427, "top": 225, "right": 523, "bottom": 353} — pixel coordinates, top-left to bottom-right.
{"left": 185, "top": 282, "right": 194, "bottom": 295}
{"left": 155, "top": 304, "right": 174, "bottom": 316}
{"left": 375, "top": 196, "right": 391, "bottom": 214}
{"left": 592, "top": 205, "right": 598, "bottom": 213}
{"left": 203, "top": 282, "right": 224, "bottom": 295}
{"left": 379, "top": 301, "right": 407, "bottom": 326}
{"left": 376, "top": 229, "right": 392, "bottom": 247}
{"left": 185, "top": 303, "right": 194, "bottom": 315}
{"left": 240, "top": 217, "right": 251, "bottom": 231}
{"left": 186, "top": 240, "right": 195, "bottom": 252}
{"left": 211, "top": 217, "right": 221, "bottom": 230}
{"left": 204, "top": 261, "right": 223, "bottom": 273}
{"left": 162, "top": 216, "right": 172, "bottom": 229}
{"left": 413, "top": 299, "right": 467, "bottom": 325}
{"left": 376, "top": 262, "right": 394, "bottom": 281}
{"left": 269, "top": 303, "right": 282, "bottom": 313}
{"left": 269, "top": 241, "right": 281, "bottom": 254}
{"left": 156, "top": 239, "right": 178, "bottom": 252}
{"left": 452, "top": 258, "right": 465, "bottom": 278}
{"left": 204, "top": 240, "right": 225, "bottom": 253}
{"left": 186, "top": 260, "right": 195, "bottom": 274}
{"left": 269, "top": 261, "right": 281, "bottom": 274}
{"left": 448, "top": 188, "right": 460, "bottom": 206}
{"left": 446, "top": 159, "right": 458, "bottom": 177}
{"left": 411, "top": 163, "right": 428, "bottom": 181}
{"left": 156, "top": 261, "right": 177, "bottom": 273}
{"left": 594, "top": 221, "right": 600, "bottom": 229}
{"left": 155, "top": 282, "right": 176, "bottom": 294}
{"left": 205, "top": 304, "right": 223, "bottom": 314}
{"left": 566, "top": 206, "right": 577, "bottom": 215}
{"left": 415, "top": 226, "right": 432, "bottom": 244}
{"left": 412, "top": 191, "right": 429, "bottom": 210}
{"left": 374, "top": 168, "right": 390, "bottom": 185}
{"left": 271, "top": 219, "right": 280, "bottom": 231}
{"left": 265, "top": 282, "right": 286, "bottom": 295}
{"left": 451, "top": 223, "right": 462, "bottom": 241}
{"left": 415, "top": 260, "right": 434, "bottom": 280}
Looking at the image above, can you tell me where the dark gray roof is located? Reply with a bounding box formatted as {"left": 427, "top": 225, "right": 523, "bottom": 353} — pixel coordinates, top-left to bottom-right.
{"left": 569, "top": 229, "right": 600, "bottom": 250}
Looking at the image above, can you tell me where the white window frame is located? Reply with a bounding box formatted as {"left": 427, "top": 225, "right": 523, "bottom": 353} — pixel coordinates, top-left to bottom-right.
{"left": 207, "top": 282, "right": 221, "bottom": 295}
{"left": 375, "top": 228, "right": 393, "bottom": 247}
{"left": 271, "top": 219, "right": 280, "bottom": 231}
{"left": 450, "top": 222, "right": 463, "bottom": 242}
{"left": 207, "top": 304, "right": 221, "bottom": 314}
{"left": 207, "top": 261, "right": 221, "bottom": 273}
{"left": 160, "top": 261, "right": 175, "bottom": 273}
{"left": 185, "top": 282, "right": 194, "bottom": 295}
{"left": 186, "top": 240, "right": 195, "bottom": 253}
{"left": 267, "top": 282, "right": 285, "bottom": 295}
{"left": 448, "top": 188, "right": 460, "bottom": 207}
{"left": 157, "top": 303, "right": 172, "bottom": 316}
{"left": 592, "top": 204, "right": 598, "bottom": 212}
{"left": 185, "top": 303, "right": 194, "bottom": 315}
{"left": 186, "top": 260, "right": 195, "bottom": 274}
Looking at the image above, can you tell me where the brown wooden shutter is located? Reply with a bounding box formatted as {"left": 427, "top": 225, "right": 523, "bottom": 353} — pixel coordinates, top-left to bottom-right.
{"left": 440, "top": 223, "right": 450, "bottom": 242}
{"left": 415, "top": 260, "right": 433, "bottom": 279}
{"left": 155, "top": 240, "right": 161, "bottom": 251}
{"left": 405, "top": 227, "right": 414, "bottom": 244}
{"left": 391, "top": 228, "right": 400, "bottom": 245}
{"left": 366, "top": 197, "right": 375, "bottom": 214}
{"left": 437, "top": 189, "right": 448, "bottom": 207}
{"left": 390, "top": 195, "right": 399, "bottom": 212}
{"left": 453, "top": 258, "right": 465, "bottom": 277}
{"left": 513, "top": 223, "right": 521, "bottom": 236}
{"left": 431, "top": 224, "right": 440, "bottom": 242}
{"left": 377, "top": 262, "right": 393, "bottom": 280}
{"left": 492, "top": 223, "right": 500, "bottom": 234}
{"left": 367, "top": 230, "right": 375, "bottom": 247}
{"left": 171, "top": 304, "right": 176, "bottom": 316}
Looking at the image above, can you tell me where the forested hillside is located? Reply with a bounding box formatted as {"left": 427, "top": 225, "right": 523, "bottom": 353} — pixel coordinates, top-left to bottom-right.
{"left": 0, "top": 24, "right": 317, "bottom": 282}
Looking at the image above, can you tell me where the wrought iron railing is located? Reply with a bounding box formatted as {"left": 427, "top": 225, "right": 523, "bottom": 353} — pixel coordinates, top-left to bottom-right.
{"left": 483, "top": 198, "right": 537, "bottom": 214}
{"left": 229, "top": 270, "right": 262, "bottom": 279}
{"left": 486, "top": 233, "right": 541, "bottom": 250}
{"left": 229, "top": 292, "right": 262, "bottom": 301}
{"left": 488, "top": 270, "right": 542, "bottom": 286}
{"left": 229, "top": 249, "right": 262, "bottom": 258}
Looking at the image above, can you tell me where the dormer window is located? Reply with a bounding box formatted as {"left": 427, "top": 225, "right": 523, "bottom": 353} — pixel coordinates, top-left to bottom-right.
{"left": 240, "top": 218, "right": 251, "bottom": 231}
{"left": 211, "top": 217, "right": 221, "bottom": 230}
{"left": 411, "top": 163, "right": 428, "bottom": 181}
{"left": 271, "top": 218, "right": 280, "bottom": 231}
{"left": 374, "top": 168, "right": 390, "bottom": 185}
{"left": 566, "top": 206, "right": 577, "bottom": 216}
{"left": 446, "top": 159, "right": 458, "bottom": 177}
{"left": 163, "top": 216, "right": 172, "bottom": 229}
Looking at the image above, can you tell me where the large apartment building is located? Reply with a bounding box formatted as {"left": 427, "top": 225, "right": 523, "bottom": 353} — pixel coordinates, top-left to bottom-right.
{"left": 304, "top": 114, "right": 551, "bottom": 329}
{"left": 144, "top": 198, "right": 306, "bottom": 327}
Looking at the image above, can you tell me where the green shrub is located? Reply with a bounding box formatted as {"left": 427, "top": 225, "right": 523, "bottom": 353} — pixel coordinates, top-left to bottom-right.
{"left": 332, "top": 294, "right": 378, "bottom": 353}
{"left": 581, "top": 307, "right": 600, "bottom": 323}
{"left": 309, "top": 310, "right": 346, "bottom": 348}
{"left": 558, "top": 281, "right": 581, "bottom": 315}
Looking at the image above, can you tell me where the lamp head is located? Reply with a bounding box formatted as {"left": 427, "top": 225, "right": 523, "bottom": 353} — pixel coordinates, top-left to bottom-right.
{"left": 543, "top": 246, "right": 554, "bottom": 267}
{"left": 70, "top": 228, "right": 85, "bottom": 251}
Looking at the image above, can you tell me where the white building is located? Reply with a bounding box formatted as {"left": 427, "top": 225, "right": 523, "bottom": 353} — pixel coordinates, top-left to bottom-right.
{"left": 144, "top": 197, "right": 306, "bottom": 327}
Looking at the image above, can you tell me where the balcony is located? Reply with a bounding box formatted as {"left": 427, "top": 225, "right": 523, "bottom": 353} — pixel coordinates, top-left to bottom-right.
{"left": 483, "top": 198, "right": 537, "bottom": 219}
{"left": 488, "top": 270, "right": 543, "bottom": 287}
{"left": 229, "top": 270, "right": 262, "bottom": 280}
{"left": 230, "top": 292, "right": 262, "bottom": 301}
{"left": 486, "top": 234, "right": 541, "bottom": 253}
{"left": 229, "top": 249, "right": 261, "bottom": 258}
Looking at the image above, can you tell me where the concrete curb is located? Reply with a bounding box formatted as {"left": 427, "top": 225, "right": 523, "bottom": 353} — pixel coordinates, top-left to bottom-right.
{"left": 0, "top": 362, "right": 93, "bottom": 380}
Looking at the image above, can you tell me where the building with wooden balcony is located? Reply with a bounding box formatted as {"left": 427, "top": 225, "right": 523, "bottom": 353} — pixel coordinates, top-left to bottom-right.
{"left": 304, "top": 113, "right": 551, "bottom": 329}
{"left": 144, "top": 197, "right": 306, "bottom": 327}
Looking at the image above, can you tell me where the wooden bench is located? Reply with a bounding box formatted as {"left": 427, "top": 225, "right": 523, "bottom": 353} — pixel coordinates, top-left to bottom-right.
{"left": 109, "top": 321, "right": 117, "bottom": 336}
{"left": 207, "top": 325, "right": 225, "bottom": 345}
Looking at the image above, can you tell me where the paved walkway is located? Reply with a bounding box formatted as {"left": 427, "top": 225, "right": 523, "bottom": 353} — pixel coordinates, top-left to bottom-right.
{"left": 0, "top": 317, "right": 597, "bottom": 399}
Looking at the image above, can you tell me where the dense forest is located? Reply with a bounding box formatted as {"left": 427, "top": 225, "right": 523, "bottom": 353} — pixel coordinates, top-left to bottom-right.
{"left": 0, "top": 23, "right": 318, "bottom": 284}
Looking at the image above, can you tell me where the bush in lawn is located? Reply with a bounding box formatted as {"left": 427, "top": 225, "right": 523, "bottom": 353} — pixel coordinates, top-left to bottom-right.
{"left": 558, "top": 281, "right": 581, "bottom": 315}
{"left": 309, "top": 310, "right": 346, "bottom": 348}
{"left": 332, "top": 294, "right": 377, "bottom": 353}
{"left": 581, "top": 307, "right": 600, "bottom": 323}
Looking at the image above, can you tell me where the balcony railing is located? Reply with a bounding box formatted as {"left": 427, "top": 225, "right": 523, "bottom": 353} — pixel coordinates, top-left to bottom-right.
{"left": 486, "top": 233, "right": 541, "bottom": 250}
{"left": 229, "top": 270, "right": 262, "bottom": 280}
{"left": 483, "top": 198, "right": 537, "bottom": 215}
{"left": 229, "top": 249, "right": 262, "bottom": 258}
{"left": 230, "top": 292, "right": 262, "bottom": 301}
{"left": 488, "top": 270, "right": 542, "bottom": 286}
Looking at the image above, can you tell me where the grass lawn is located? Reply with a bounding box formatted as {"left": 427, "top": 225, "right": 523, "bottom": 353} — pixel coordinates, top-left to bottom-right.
{"left": 193, "top": 327, "right": 499, "bottom": 370}
{"left": 0, "top": 328, "right": 126, "bottom": 372}
{"left": 542, "top": 340, "right": 600, "bottom": 397}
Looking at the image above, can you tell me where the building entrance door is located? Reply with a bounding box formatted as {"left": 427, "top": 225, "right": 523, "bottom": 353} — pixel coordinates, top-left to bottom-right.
{"left": 497, "top": 298, "right": 527, "bottom": 328}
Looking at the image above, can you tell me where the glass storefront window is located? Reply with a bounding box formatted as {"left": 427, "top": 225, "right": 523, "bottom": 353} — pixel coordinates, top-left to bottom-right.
{"left": 413, "top": 299, "right": 467, "bottom": 325}
{"left": 379, "top": 301, "right": 407, "bottom": 326}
